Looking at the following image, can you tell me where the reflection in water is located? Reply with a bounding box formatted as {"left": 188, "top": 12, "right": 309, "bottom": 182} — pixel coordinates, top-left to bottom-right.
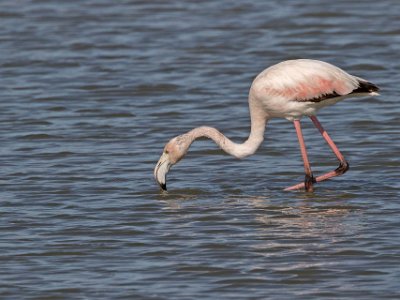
{"left": 245, "top": 194, "right": 358, "bottom": 238}
{"left": 155, "top": 192, "right": 368, "bottom": 292}
{"left": 157, "top": 189, "right": 211, "bottom": 209}
{"left": 159, "top": 192, "right": 358, "bottom": 243}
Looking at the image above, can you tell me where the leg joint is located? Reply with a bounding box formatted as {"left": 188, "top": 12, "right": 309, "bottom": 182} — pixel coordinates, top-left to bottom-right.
{"left": 305, "top": 173, "right": 317, "bottom": 184}
{"left": 304, "top": 173, "right": 316, "bottom": 192}
{"left": 335, "top": 161, "right": 349, "bottom": 175}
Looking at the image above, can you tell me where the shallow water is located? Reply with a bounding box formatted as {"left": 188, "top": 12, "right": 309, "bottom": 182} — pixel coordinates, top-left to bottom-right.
{"left": 1, "top": 0, "right": 400, "bottom": 299}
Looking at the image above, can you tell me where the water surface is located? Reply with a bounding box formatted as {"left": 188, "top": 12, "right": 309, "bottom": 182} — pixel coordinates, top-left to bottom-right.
{"left": 1, "top": 0, "right": 400, "bottom": 299}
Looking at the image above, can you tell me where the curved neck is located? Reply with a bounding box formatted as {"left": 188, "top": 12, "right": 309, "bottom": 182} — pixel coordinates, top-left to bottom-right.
{"left": 186, "top": 97, "right": 268, "bottom": 159}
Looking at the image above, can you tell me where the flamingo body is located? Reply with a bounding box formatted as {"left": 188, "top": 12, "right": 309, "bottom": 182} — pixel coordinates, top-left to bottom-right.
{"left": 250, "top": 59, "right": 378, "bottom": 120}
{"left": 154, "top": 59, "right": 379, "bottom": 192}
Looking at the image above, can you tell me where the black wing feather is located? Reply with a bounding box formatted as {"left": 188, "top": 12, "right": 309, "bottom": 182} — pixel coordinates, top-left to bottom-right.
{"left": 304, "top": 80, "right": 379, "bottom": 103}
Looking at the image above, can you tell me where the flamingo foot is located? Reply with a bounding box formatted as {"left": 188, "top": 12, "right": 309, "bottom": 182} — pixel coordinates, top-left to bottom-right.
{"left": 284, "top": 161, "right": 349, "bottom": 192}
{"left": 305, "top": 174, "right": 316, "bottom": 192}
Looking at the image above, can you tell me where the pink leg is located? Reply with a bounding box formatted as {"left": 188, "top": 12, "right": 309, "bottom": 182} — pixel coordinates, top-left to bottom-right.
{"left": 310, "top": 116, "right": 349, "bottom": 181}
{"left": 285, "top": 116, "right": 349, "bottom": 191}
{"left": 287, "top": 120, "right": 315, "bottom": 192}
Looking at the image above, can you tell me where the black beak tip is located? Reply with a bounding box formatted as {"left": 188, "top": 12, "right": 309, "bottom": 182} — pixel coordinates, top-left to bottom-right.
{"left": 160, "top": 183, "right": 167, "bottom": 191}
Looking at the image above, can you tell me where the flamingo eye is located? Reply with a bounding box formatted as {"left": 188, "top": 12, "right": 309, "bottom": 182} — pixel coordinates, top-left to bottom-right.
{"left": 164, "top": 150, "right": 169, "bottom": 154}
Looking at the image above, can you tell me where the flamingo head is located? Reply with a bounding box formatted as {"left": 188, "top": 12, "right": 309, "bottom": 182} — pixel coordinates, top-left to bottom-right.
{"left": 154, "top": 135, "right": 190, "bottom": 191}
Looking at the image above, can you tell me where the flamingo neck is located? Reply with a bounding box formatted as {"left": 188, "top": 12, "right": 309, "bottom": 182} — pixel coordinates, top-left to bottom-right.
{"left": 187, "top": 102, "right": 267, "bottom": 159}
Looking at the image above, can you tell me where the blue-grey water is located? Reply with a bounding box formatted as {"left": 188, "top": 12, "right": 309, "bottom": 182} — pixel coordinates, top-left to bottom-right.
{"left": 1, "top": 0, "right": 399, "bottom": 299}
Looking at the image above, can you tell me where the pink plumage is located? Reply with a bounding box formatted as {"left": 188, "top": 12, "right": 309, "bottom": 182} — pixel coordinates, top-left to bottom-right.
{"left": 251, "top": 59, "right": 378, "bottom": 121}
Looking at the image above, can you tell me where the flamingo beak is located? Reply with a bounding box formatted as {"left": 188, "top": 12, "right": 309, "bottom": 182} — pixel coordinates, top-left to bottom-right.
{"left": 154, "top": 152, "right": 171, "bottom": 191}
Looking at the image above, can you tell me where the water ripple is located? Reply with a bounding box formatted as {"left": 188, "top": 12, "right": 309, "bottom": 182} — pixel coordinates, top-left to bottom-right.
{"left": 0, "top": 0, "right": 399, "bottom": 299}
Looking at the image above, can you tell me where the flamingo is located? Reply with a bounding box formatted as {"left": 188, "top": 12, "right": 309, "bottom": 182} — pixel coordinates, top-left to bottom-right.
{"left": 154, "top": 59, "right": 379, "bottom": 192}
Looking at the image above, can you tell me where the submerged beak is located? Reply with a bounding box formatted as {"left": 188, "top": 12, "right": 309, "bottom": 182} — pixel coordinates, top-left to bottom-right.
{"left": 154, "top": 152, "right": 171, "bottom": 191}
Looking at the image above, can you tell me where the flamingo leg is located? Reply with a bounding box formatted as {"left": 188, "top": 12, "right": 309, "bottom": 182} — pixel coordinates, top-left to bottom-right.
{"left": 285, "top": 116, "right": 349, "bottom": 191}
{"left": 286, "top": 119, "right": 316, "bottom": 192}
{"left": 309, "top": 115, "right": 349, "bottom": 182}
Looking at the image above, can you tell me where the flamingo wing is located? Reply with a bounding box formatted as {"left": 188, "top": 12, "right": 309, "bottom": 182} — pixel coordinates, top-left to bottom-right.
{"left": 259, "top": 59, "right": 379, "bottom": 102}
